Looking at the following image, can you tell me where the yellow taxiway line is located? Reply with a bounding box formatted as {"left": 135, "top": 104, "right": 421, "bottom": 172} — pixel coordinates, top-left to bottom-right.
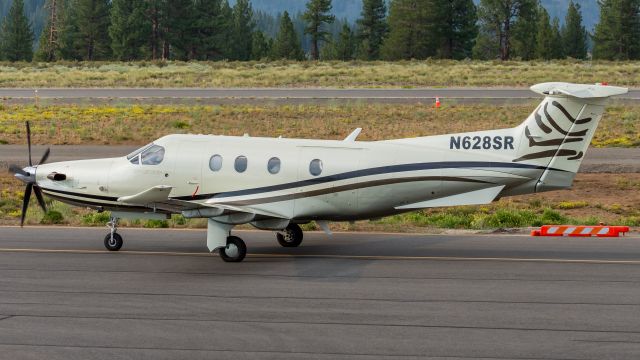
{"left": 0, "top": 247, "right": 638, "bottom": 265}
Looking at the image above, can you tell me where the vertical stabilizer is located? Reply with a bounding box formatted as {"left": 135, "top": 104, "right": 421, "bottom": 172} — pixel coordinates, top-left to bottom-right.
{"left": 514, "top": 83, "right": 627, "bottom": 192}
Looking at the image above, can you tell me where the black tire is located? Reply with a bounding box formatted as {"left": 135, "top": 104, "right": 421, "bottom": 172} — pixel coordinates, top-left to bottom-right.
{"left": 220, "top": 236, "right": 247, "bottom": 262}
{"left": 276, "top": 224, "right": 303, "bottom": 247}
{"left": 104, "top": 233, "right": 123, "bottom": 251}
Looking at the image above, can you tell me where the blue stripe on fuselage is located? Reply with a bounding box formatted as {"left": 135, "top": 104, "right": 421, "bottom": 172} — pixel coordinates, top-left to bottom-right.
{"left": 180, "top": 161, "right": 556, "bottom": 201}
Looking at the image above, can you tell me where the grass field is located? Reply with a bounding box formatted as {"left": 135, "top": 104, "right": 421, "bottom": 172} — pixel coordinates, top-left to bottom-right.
{"left": 0, "top": 60, "right": 639, "bottom": 88}
{"left": 1, "top": 102, "right": 640, "bottom": 147}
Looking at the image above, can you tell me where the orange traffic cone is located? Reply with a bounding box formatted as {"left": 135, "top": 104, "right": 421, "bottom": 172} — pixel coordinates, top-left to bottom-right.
{"left": 435, "top": 97, "right": 441, "bottom": 108}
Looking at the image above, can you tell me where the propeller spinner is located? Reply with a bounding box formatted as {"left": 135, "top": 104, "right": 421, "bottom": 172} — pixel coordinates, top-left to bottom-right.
{"left": 7, "top": 121, "right": 50, "bottom": 227}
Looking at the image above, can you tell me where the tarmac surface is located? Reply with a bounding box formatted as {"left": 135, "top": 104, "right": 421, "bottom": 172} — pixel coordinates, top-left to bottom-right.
{"left": 0, "top": 226, "right": 639, "bottom": 359}
{"left": 1, "top": 87, "right": 638, "bottom": 104}
{"left": 3, "top": 145, "right": 639, "bottom": 173}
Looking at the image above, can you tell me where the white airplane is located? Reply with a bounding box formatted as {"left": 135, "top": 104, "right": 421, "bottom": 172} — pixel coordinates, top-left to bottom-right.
{"left": 10, "top": 82, "right": 627, "bottom": 262}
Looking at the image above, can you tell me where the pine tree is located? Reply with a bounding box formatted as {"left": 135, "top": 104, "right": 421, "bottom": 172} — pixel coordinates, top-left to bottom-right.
{"left": 303, "top": 0, "right": 335, "bottom": 60}
{"left": 145, "top": 0, "right": 165, "bottom": 60}
{"left": 231, "top": 0, "right": 254, "bottom": 61}
{"left": 109, "top": 0, "right": 149, "bottom": 60}
{"left": 551, "top": 17, "right": 564, "bottom": 59}
{"left": 61, "top": 0, "right": 111, "bottom": 60}
{"left": 192, "top": 0, "right": 223, "bottom": 60}
{"left": 594, "top": 0, "right": 640, "bottom": 60}
{"left": 35, "top": 0, "right": 65, "bottom": 61}
{"left": 271, "top": 11, "right": 304, "bottom": 60}
{"left": 356, "top": 0, "right": 387, "bottom": 60}
{"left": 251, "top": 30, "right": 271, "bottom": 60}
{"left": 476, "top": 0, "right": 538, "bottom": 60}
{"left": 217, "top": 0, "right": 234, "bottom": 59}
{"left": 381, "top": 0, "right": 433, "bottom": 60}
{"left": 511, "top": 1, "right": 538, "bottom": 60}
{"left": 57, "top": 0, "right": 82, "bottom": 60}
{"left": 165, "top": 0, "right": 194, "bottom": 60}
{"left": 434, "top": 0, "right": 478, "bottom": 59}
{"left": 323, "top": 23, "right": 355, "bottom": 60}
{"left": 562, "top": 0, "right": 587, "bottom": 59}
{"left": 535, "top": 5, "right": 554, "bottom": 59}
{"left": 0, "top": 0, "right": 35, "bottom": 61}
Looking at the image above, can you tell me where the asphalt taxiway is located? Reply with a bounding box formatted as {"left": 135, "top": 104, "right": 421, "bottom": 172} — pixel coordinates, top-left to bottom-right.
{"left": 0, "top": 226, "right": 639, "bottom": 359}
{"left": 1, "top": 87, "right": 638, "bottom": 104}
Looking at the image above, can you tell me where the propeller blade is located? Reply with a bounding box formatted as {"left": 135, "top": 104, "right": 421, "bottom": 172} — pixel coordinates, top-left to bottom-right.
{"left": 26, "top": 121, "right": 32, "bottom": 167}
{"left": 8, "top": 164, "right": 28, "bottom": 176}
{"left": 20, "top": 183, "right": 33, "bottom": 227}
{"left": 33, "top": 186, "right": 47, "bottom": 213}
{"left": 38, "top": 147, "right": 50, "bottom": 165}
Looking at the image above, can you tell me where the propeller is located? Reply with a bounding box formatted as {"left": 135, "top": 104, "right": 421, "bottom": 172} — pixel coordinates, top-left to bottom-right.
{"left": 7, "top": 121, "right": 51, "bottom": 227}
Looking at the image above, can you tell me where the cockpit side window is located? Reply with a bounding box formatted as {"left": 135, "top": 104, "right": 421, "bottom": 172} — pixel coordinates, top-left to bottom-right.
{"left": 127, "top": 143, "right": 153, "bottom": 161}
{"left": 127, "top": 144, "right": 165, "bottom": 165}
{"left": 129, "top": 154, "right": 140, "bottom": 164}
{"left": 140, "top": 145, "right": 165, "bottom": 165}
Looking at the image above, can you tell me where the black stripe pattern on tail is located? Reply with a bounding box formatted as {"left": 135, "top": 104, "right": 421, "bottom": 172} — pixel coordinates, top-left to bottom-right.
{"left": 513, "top": 100, "right": 590, "bottom": 163}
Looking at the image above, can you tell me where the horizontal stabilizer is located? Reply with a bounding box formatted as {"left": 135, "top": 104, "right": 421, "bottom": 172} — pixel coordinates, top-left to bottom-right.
{"left": 118, "top": 185, "right": 173, "bottom": 205}
{"left": 530, "top": 83, "right": 628, "bottom": 99}
{"left": 395, "top": 185, "right": 505, "bottom": 209}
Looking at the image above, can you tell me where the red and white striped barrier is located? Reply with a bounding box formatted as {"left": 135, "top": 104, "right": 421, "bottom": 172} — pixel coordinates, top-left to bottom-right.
{"left": 531, "top": 225, "right": 630, "bottom": 237}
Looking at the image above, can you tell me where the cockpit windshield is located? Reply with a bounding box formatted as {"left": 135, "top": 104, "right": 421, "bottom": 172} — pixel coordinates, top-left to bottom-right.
{"left": 127, "top": 143, "right": 165, "bottom": 165}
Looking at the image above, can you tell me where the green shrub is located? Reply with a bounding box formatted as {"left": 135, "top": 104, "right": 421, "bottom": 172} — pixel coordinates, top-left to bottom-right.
{"left": 172, "top": 121, "right": 190, "bottom": 129}
{"left": 172, "top": 214, "right": 187, "bottom": 226}
{"left": 82, "top": 211, "right": 111, "bottom": 226}
{"left": 540, "top": 208, "right": 567, "bottom": 224}
{"left": 474, "top": 209, "right": 536, "bottom": 228}
{"left": 40, "top": 210, "right": 64, "bottom": 224}
{"left": 144, "top": 219, "right": 168, "bottom": 228}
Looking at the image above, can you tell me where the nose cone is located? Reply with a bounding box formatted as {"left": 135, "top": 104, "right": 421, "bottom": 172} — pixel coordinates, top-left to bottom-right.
{"left": 14, "top": 166, "right": 36, "bottom": 184}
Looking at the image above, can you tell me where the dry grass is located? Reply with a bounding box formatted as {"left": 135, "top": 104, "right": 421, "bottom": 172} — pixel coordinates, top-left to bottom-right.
{"left": 0, "top": 60, "right": 639, "bottom": 88}
{"left": 0, "top": 102, "right": 638, "bottom": 146}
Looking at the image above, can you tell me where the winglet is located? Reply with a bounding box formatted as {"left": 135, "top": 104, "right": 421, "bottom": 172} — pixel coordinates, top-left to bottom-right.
{"left": 344, "top": 128, "right": 362, "bottom": 142}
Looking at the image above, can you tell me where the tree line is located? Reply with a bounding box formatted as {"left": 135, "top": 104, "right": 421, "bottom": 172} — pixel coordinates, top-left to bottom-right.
{"left": 0, "top": 0, "right": 638, "bottom": 62}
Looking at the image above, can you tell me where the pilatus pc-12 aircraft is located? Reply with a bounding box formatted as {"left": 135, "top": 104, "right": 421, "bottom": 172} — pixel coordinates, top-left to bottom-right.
{"left": 9, "top": 82, "right": 627, "bottom": 262}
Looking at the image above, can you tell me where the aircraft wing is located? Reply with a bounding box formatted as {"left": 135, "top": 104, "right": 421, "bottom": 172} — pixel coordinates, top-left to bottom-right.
{"left": 165, "top": 198, "right": 290, "bottom": 219}
{"left": 116, "top": 186, "right": 289, "bottom": 220}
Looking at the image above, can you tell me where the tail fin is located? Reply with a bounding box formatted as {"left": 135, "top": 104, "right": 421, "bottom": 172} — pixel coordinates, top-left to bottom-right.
{"left": 514, "top": 82, "right": 627, "bottom": 192}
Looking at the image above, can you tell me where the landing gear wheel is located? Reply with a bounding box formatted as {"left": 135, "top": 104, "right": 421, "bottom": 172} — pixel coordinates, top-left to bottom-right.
{"left": 276, "top": 224, "right": 304, "bottom": 247}
{"left": 104, "top": 233, "right": 123, "bottom": 251}
{"left": 220, "top": 236, "right": 247, "bottom": 262}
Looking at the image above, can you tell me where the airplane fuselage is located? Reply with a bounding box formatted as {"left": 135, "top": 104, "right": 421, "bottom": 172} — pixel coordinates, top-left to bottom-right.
{"left": 35, "top": 130, "right": 542, "bottom": 222}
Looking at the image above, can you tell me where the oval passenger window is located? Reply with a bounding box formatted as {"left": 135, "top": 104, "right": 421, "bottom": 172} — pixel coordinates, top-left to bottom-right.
{"left": 309, "top": 159, "right": 323, "bottom": 176}
{"left": 235, "top": 156, "right": 248, "bottom": 173}
{"left": 209, "top": 154, "right": 223, "bottom": 171}
{"left": 267, "top": 157, "right": 281, "bottom": 174}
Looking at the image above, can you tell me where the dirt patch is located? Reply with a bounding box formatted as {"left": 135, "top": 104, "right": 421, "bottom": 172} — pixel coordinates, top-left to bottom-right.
{"left": 510, "top": 173, "right": 640, "bottom": 223}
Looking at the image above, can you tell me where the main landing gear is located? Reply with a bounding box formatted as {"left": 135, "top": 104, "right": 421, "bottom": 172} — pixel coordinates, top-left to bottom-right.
{"left": 104, "top": 217, "right": 123, "bottom": 251}
{"left": 276, "top": 224, "right": 303, "bottom": 247}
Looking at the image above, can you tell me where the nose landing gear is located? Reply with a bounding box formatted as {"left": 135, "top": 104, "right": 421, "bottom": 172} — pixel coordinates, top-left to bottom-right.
{"left": 104, "top": 217, "right": 123, "bottom": 251}
{"left": 219, "top": 236, "right": 247, "bottom": 262}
